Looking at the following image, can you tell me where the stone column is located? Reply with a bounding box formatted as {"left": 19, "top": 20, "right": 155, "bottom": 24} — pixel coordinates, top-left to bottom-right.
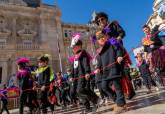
{"left": 1, "top": 60, "right": 8, "bottom": 84}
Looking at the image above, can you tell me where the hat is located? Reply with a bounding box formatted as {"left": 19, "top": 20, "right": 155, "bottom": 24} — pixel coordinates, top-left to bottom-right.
{"left": 16, "top": 57, "right": 29, "bottom": 65}
{"left": 70, "top": 33, "right": 82, "bottom": 48}
{"left": 38, "top": 54, "right": 50, "bottom": 62}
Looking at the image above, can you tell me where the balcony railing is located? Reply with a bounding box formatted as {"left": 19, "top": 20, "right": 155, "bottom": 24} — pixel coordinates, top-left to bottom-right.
{"left": 16, "top": 44, "right": 40, "bottom": 50}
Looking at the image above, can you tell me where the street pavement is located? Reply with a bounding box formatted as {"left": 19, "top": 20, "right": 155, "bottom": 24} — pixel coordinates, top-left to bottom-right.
{"left": 5, "top": 87, "right": 165, "bottom": 114}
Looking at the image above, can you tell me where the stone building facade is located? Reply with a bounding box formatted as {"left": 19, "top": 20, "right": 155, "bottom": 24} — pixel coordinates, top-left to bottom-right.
{"left": 0, "top": 0, "right": 94, "bottom": 85}
{"left": 147, "top": 0, "right": 165, "bottom": 28}
{"left": 133, "top": 0, "right": 165, "bottom": 57}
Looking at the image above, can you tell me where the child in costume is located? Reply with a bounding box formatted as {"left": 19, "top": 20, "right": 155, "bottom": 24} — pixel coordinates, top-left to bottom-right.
{"left": 55, "top": 71, "right": 70, "bottom": 108}
{"left": 16, "top": 57, "right": 33, "bottom": 114}
{"left": 65, "top": 68, "right": 78, "bottom": 106}
{"left": 32, "top": 54, "right": 54, "bottom": 114}
{"left": 94, "top": 10, "right": 135, "bottom": 100}
{"left": 94, "top": 31, "right": 126, "bottom": 114}
{"left": 70, "top": 33, "right": 99, "bottom": 113}
{"left": 0, "top": 84, "right": 10, "bottom": 114}
{"left": 142, "top": 25, "right": 162, "bottom": 72}
{"left": 136, "top": 53, "right": 157, "bottom": 93}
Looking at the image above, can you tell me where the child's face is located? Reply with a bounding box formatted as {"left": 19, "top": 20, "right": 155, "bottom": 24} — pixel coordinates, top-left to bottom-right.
{"left": 97, "top": 34, "right": 108, "bottom": 46}
{"left": 38, "top": 61, "right": 47, "bottom": 67}
{"left": 57, "top": 73, "right": 61, "bottom": 79}
{"left": 143, "top": 27, "right": 150, "bottom": 35}
{"left": 98, "top": 17, "right": 108, "bottom": 28}
{"left": 72, "top": 45, "right": 81, "bottom": 54}
{"left": 137, "top": 56, "right": 143, "bottom": 62}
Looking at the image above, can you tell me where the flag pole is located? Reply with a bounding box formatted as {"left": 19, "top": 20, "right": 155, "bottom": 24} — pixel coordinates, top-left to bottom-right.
{"left": 54, "top": 0, "right": 63, "bottom": 72}
{"left": 56, "top": 33, "right": 63, "bottom": 72}
{"left": 57, "top": 33, "right": 63, "bottom": 72}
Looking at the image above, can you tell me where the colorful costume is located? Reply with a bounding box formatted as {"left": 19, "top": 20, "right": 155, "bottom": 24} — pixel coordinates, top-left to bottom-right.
{"left": 32, "top": 55, "right": 54, "bottom": 114}
{"left": 16, "top": 58, "right": 33, "bottom": 114}
{"left": 96, "top": 40, "right": 126, "bottom": 106}
{"left": 70, "top": 33, "right": 99, "bottom": 113}
{"left": 146, "top": 23, "right": 165, "bottom": 73}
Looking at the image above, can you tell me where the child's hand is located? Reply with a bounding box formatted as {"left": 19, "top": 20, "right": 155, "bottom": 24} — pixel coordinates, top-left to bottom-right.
{"left": 41, "top": 85, "right": 46, "bottom": 91}
{"left": 32, "top": 86, "right": 36, "bottom": 90}
{"left": 69, "top": 78, "right": 73, "bottom": 82}
{"left": 85, "top": 74, "right": 90, "bottom": 80}
{"left": 117, "top": 57, "right": 123, "bottom": 64}
{"left": 94, "top": 69, "right": 100, "bottom": 74}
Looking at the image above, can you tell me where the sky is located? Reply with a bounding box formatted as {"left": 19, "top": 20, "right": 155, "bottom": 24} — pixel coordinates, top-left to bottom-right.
{"left": 42, "top": 0, "right": 154, "bottom": 64}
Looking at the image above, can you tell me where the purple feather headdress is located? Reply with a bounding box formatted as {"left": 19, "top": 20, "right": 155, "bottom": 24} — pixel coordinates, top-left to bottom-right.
{"left": 91, "top": 35, "right": 97, "bottom": 44}
{"left": 91, "top": 27, "right": 111, "bottom": 44}
{"left": 16, "top": 57, "right": 29, "bottom": 64}
{"left": 107, "top": 37, "right": 120, "bottom": 49}
{"left": 102, "top": 26, "right": 111, "bottom": 34}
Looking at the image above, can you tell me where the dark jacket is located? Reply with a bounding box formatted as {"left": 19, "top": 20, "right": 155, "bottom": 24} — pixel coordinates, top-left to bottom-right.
{"left": 96, "top": 42, "right": 123, "bottom": 80}
{"left": 138, "top": 61, "right": 151, "bottom": 77}
{"left": 37, "top": 66, "right": 51, "bottom": 86}
{"left": 107, "top": 21, "right": 125, "bottom": 39}
{"left": 72, "top": 50, "right": 91, "bottom": 85}
{"left": 17, "top": 69, "right": 31, "bottom": 90}
{"left": 143, "top": 36, "right": 162, "bottom": 53}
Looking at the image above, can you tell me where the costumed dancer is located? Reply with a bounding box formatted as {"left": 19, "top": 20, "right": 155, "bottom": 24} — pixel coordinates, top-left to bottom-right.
{"left": 69, "top": 33, "right": 99, "bottom": 113}
{"left": 32, "top": 54, "right": 54, "bottom": 114}
{"left": 94, "top": 12, "right": 135, "bottom": 100}
{"left": 136, "top": 53, "right": 158, "bottom": 93}
{"left": 94, "top": 31, "right": 126, "bottom": 114}
{"left": 16, "top": 57, "right": 33, "bottom": 114}
{"left": 48, "top": 79, "right": 57, "bottom": 111}
{"left": 65, "top": 68, "right": 78, "bottom": 106}
{"left": 142, "top": 25, "right": 162, "bottom": 72}
{"left": 56, "top": 71, "right": 70, "bottom": 108}
{"left": 0, "top": 84, "right": 10, "bottom": 114}
{"left": 142, "top": 25, "right": 164, "bottom": 88}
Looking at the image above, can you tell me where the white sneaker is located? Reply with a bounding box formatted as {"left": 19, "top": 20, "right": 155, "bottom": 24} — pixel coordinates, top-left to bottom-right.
{"left": 105, "top": 98, "right": 108, "bottom": 104}
{"left": 99, "top": 99, "right": 105, "bottom": 105}
{"left": 155, "top": 87, "right": 159, "bottom": 91}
